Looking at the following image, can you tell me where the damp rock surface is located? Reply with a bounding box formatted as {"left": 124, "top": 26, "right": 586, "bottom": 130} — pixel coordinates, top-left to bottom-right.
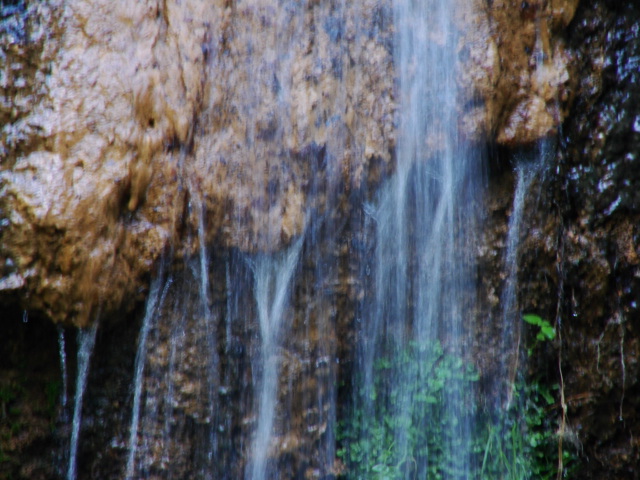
{"left": 0, "top": 0, "right": 396, "bottom": 327}
{"left": 0, "top": 309, "right": 63, "bottom": 480}
{"left": 557, "top": 3, "right": 640, "bottom": 477}
{"left": 515, "top": 2, "right": 640, "bottom": 478}
{"left": 458, "top": 0, "right": 579, "bottom": 144}
{"left": 0, "top": 0, "right": 579, "bottom": 327}
{"left": 2, "top": 1, "right": 640, "bottom": 479}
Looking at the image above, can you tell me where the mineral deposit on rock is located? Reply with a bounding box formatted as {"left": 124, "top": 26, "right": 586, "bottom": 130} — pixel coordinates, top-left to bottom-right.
{"left": 0, "top": 0, "right": 578, "bottom": 326}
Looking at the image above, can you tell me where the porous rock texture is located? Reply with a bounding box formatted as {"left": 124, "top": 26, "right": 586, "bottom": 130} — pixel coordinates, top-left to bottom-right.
{"left": 458, "top": 0, "right": 579, "bottom": 144}
{"left": 474, "top": 2, "right": 640, "bottom": 479}
{"left": 522, "top": 3, "right": 640, "bottom": 478}
{"left": 0, "top": 0, "right": 579, "bottom": 328}
{"left": 9, "top": 0, "right": 640, "bottom": 479}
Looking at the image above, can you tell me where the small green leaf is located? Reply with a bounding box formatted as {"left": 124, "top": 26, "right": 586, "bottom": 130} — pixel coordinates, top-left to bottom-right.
{"left": 523, "top": 314, "right": 543, "bottom": 326}
{"left": 540, "top": 388, "right": 554, "bottom": 405}
{"left": 541, "top": 325, "right": 556, "bottom": 340}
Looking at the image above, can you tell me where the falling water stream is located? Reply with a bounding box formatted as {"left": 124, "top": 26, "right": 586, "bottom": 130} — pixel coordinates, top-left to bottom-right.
{"left": 57, "top": 0, "right": 545, "bottom": 478}
{"left": 246, "top": 237, "right": 304, "bottom": 480}
{"left": 57, "top": 325, "right": 68, "bottom": 410}
{"left": 499, "top": 149, "right": 549, "bottom": 410}
{"left": 126, "top": 271, "right": 172, "bottom": 480}
{"left": 348, "top": 0, "right": 483, "bottom": 477}
{"left": 67, "top": 319, "right": 99, "bottom": 480}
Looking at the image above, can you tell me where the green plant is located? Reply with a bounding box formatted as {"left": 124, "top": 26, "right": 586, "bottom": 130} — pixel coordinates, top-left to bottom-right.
{"left": 337, "top": 337, "right": 579, "bottom": 480}
{"left": 523, "top": 314, "right": 555, "bottom": 356}
{"left": 337, "top": 341, "right": 479, "bottom": 480}
{"left": 478, "top": 380, "right": 577, "bottom": 480}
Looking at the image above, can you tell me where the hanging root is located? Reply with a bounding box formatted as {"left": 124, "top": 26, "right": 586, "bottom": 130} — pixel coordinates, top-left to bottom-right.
{"left": 557, "top": 345, "right": 566, "bottom": 480}
{"left": 618, "top": 310, "right": 626, "bottom": 422}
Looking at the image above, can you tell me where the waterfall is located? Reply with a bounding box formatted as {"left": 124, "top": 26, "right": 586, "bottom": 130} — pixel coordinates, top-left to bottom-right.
{"left": 125, "top": 271, "right": 172, "bottom": 480}
{"left": 246, "top": 236, "right": 304, "bottom": 480}
{"left": 53, "top": 1, "right": 554, "bottom": 478}
{"left": 499, "top": 148, "right": 549, "bottom": 410}
{"left": 57, "top": 325, "right": 68, "bottom": 410}
{"left": 346, "top": 0, "right": 483, "bottom": 477}
{"left": 67, "top": 318, "right": 99, "bottom": 480}
{"left": 120, "top": 251, "right": 225, "bottom": 478}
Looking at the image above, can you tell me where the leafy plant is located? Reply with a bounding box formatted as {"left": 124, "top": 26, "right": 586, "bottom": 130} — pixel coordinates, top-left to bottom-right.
{"left": 337, "top": 341, "right": 479, "bottom": 480}
{"left": 337, "top": 337, "right": 579, "bottom": 480}
{"left": 523, "top": 314, "right": 555, "bottom": 356}
{"left": 478, "top": 381, "right": 577, "bottom": 480}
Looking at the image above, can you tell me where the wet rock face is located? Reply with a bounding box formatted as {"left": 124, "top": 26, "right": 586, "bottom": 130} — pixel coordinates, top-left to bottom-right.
{"left": 458, "top": 0, "right": 580, "bottom": 144}
{"left": 4, "top": 0, "right": 640, "bottom": 478}
{"left": 557, "top": 3, "right": 640, "bottom": 477}
{"left": 514, "top": 2, "right": 640, "bottom": 478}
{"left": 0, "top": 309, "right": 64, "bottom": 480}
{"left": 61, "top": 219, "right": 357, "bottom": 479}
{"left": 0, "top": 0, "right": 396, "bottom": 327}
{"left": 0, "top": 1, "right": 57, "bottom": 167}
{"left": 187, "top": 0, "right": 396, "bottom": 252}
{"left": 0, "top": 0, "right": 191, "bottom": 326}
{"left": 0, "top": 0, "right": 580, "bottom": 327}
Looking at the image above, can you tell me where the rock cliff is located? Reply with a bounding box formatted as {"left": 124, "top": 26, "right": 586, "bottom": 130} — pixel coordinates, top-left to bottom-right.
{"left": 1, "top": 0, "right": 577, "bottom": 327}
{"left": 3, "top": 1, "right": 639, "bottom": 479}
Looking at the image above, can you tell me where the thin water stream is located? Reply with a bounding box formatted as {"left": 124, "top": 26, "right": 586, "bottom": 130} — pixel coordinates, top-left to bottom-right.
{"left": 125, "top": 272, "right": 172, "bottom": 480}
{"left": 500, "top": 151, "right": 548, "bottom": 410}
{"left": 57, "top": 325, "right": 68, "bottom": 410}
{"left": 246, "top": 236, "right": 304, "bottom": 480}
{"left": 67, "top": 319, "right": 99, "bottom": 480}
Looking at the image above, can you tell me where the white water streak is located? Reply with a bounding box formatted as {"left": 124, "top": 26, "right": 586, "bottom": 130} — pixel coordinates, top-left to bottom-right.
{"left": 247, "top": 235, "right": 304, "bottom": 480}
{"left": 67, "top": 318, "right": 99, "bottom": 480}
{"left": 501, "top": 155, "right": 545, "bottom": 409}
{"left": 125, "top": 273, "right": 172, "bottom": 480}
{"left": 357, "top": 0, "right": 480, "bottom": 476}
{"left": 57, "top": 325, "right": 68, "bottom": 409}
{"left": 194, "top": 196, "right": 219, "bottom": 458}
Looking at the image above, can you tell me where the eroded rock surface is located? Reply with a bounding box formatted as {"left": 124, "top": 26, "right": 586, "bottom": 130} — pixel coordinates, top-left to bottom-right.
{"left": 0, "top": 0, "right": 397, "bottom": 326}
{"left": 5, "top": 1, "right": 640, "bottom": 479}
{"left": 513, "top": 3, "right": 640, "bottom": 478}
{"left": 0, "top": 0, "right": 580, "bottom": 327}
{"left": 458, "top": 0, "right": 579, "bottom": 144}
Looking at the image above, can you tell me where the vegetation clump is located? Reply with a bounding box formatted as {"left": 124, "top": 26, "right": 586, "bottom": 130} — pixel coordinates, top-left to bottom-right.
{"left": 337, "top": 318, "right": 578, "bottom": 480}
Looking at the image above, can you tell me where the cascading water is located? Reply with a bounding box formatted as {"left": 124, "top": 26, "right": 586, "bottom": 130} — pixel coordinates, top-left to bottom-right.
{"left": 57, "top": 325, "right": 69, "bottom": 410}
{"left": 246, "top": 236, "right": 304, "bottom": 480}
{"left": 54, "top": 1, "right": 555, "bottom": 478}
{"left": 344, "top": 0, "right": 483, "bottom": 477}
{"left": 67, "top": 319, "right": 99, "bottom": 480}
{"left": 499, "top": 148, "right": 549, "bottom": 410}
{"left": 121, "top": 245, "right": 225, "bottom": 478}
{"left": 125, "top": 270, "right": 172, "bottom": 480}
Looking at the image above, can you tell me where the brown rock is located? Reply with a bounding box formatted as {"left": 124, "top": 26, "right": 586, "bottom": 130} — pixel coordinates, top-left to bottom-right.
{"left": 1, "top": 0, "right": 397, "bottom": 326}
{"left": 0, "top": 0, "right": 580, "bottom": 328}
{"left": 458, "top": 0, "right": 578, "bottom": 144}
